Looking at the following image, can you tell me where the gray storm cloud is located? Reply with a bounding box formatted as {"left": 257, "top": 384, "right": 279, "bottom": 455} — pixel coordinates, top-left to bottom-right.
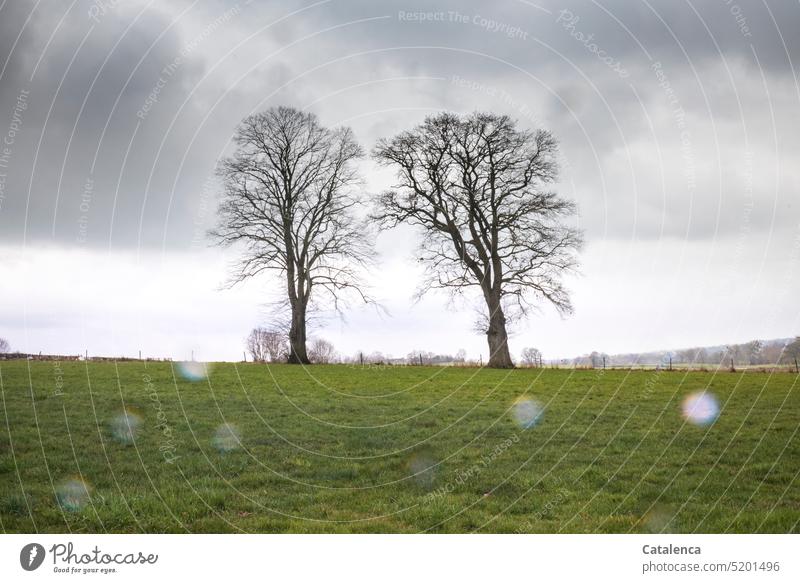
{"left": 1, "top": 0, "right": 798, "bottom": 249}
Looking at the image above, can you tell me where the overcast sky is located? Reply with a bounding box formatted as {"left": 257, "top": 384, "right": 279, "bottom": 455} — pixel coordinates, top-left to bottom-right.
{"left": 1, "top": 0, "right": 799, "bottom": 362}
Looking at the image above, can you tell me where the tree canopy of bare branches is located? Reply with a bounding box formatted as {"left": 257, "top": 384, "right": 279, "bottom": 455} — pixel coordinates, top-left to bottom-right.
{"left": 0, "top": 338, "right": 9, "bottom": 353}
{"left": 781, "top": 337, "right": 800, "bottom": 365}
{"left": 308, "top": 338, "right": 336, "bottom": 364}
{"left": 246, "top": 327, "right": 286, "bottom": 363}
{"left": 212, "top": 107, "right": 372, "bottom": 364}
{"left": 373, "top": 112, "right": 582, "bottom": 368}
{"left": 521, "top": 347, "right": 542, "bottom": 367}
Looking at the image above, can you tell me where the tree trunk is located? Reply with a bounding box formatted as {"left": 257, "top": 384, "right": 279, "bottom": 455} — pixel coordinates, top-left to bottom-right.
{"left": 485, "top": 293, "right": 514, "bottom": 368}
{"left": 287, "top": 300, "right": 310, "bottom": 364}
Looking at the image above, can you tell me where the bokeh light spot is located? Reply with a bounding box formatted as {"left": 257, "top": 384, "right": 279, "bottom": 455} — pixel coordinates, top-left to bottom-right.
{"left": 682, "top": 391, "right": 720, "bottom": 426}
{"left": 642, "top": 505, "right": 677, "bottom": 533}
{"left": 512, "top": 397, "right": 544, "bottom": 429}
{"left": 212, "top": 423, "right": 242, "bottom": 452}
{"left": 177, "top": 361, "right": 212, "bottom": 382}
{"left": 109, "top": 409, "right": 142, "bottom": 445}
{"left": 407, "top": 451, "right": 438, "bottom": 490}
{"left": 56, "top": 479, "right": 91, "bottom": 511}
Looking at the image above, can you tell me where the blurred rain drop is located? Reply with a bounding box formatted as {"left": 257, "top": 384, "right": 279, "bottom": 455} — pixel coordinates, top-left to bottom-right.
{"left": 177, "top": 361, "right": 212, "bottom": 382}
{"left": 407, "top": 451, "right": 437, "bottom": 490}
{"left": 212, "top": 423, "right": 242, "bottom": 452}
{"left": 642, "top": 505, "right": 676, "bottom": 533}
{"left": 56, "top": 479, "right": 91, "bottom": 511}
{"left": 512, "top": 397, "right": 544, "bottom": 429}
{"left": 109, "top": 409, "right": 142, "bottom": 444}
{"left": 682, "top": 391, "right": 719, "bottom": 426}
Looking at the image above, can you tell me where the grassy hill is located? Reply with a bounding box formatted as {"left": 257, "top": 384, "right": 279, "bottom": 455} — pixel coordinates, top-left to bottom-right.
{"left": 1, "top": 361, "right": 797, "bottom": 533}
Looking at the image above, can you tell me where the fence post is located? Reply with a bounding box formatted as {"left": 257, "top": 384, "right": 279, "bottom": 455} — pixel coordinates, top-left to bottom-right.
{"left": 669, "top": 355, "right": 672, "bottom": 371}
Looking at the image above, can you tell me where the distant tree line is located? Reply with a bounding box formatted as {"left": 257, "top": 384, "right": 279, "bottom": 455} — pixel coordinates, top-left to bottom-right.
{"left": 574, "top": 337, "right": 800, "bottom": 368}
{"left": 244, "top": 330, "right": 496, "bottom": 366}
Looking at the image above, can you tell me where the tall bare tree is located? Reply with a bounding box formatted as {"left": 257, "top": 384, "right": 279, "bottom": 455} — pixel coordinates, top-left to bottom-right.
{"left": 373, "top": 112, "right": 582, "bottom": 368}
{"left": 0, "top": 337, "right": 9, "bottom": 353}
{"left": 213, "top": 107, "right": 372, "bottom": 364}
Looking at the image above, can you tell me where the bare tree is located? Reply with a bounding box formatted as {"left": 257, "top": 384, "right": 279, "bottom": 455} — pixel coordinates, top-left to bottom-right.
{"left": 782, "top": 336, "right": 800, "bottom": 365}
{"left": 246, "top": 327, "right": 287, "bottom": 362}
{"left": 521, "top": 347, "right": 542, "bottom": 367}
{"left": 0, "top": 338, "right": 9, "bottom": 353}
{"left": 743, "top": 339, "right": 763, "bottom": 365}
{"left": 212, "top": 107, "right": 372, "bottom": 364}
{"left": 308, "top": 338, "right": 336, "bottom": 364}
{"left": 373, "top": 112, "right": 582, "bottom": 368}
{"left": 724, "top": 344, "right": 743, "bottom": 365}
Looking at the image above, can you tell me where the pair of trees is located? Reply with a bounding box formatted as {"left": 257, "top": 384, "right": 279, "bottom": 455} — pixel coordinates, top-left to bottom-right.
{"left": 213, "top": 107, "right": 582, "bottom": 368}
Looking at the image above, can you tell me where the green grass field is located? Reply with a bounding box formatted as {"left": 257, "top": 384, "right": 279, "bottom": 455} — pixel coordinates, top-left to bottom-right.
{"left": 1, "top": 361, "right": 798, "bottom": 533}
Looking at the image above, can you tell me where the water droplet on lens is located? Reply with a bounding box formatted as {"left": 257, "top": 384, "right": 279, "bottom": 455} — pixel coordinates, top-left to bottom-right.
{"left": 407, "top": 451, "right": 438, "bottom": 490}
{"left": 642, "top": 505, "right": 676, "bottom": 533}
{"left": 682, "top": 391, "right": 719, "bottom": 426}
{"left": 109, "top": 409, "right": 142, "bottom": 444}
{"left": 512, "top": 397, "right": 544, "bottom": 429}
{"left": 177, "top": 361, "right": 211, "bottom": 382}
{"left": 212, "top": 423, "right": 242, "bottom": 452}
{"left": 56, "top": 479, "right": 91, "bottom": 511}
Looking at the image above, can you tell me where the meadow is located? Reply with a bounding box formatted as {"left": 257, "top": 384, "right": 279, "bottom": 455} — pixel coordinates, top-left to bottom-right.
{"left": 1, "top": 361, "right": 798, "bottom": 533}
